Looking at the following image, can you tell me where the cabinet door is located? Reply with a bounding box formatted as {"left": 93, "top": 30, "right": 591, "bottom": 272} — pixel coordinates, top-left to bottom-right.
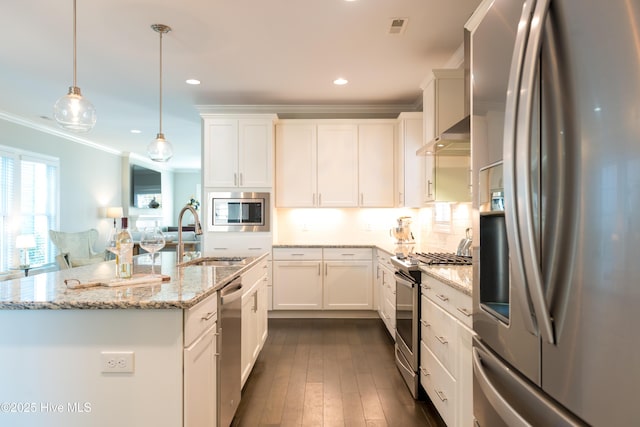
{"left": 275, "top": 124, "right": 317, "bottom": 207}
{"left": 457, "top": 323, "right": 474, "bottom": 427}
{"left": 358, "top": 123, "right": 395, "bottom": 207}
{"left": 396, "top": 114, "right": 423, "bottom": 207}
{"left": 323, "top": 261, "right": 372, "bottom": 309}
{"left": 184, "top": 324, "right": 216, "bottom": 427}
{"left": 239, "top": 120, "right": 272, "bottom": 188}
{"left": 273, "top": 261, "right": 323, "bottom": 309}
{"left": 434, "top": 155, "right": 471, "bottom": 202}
{"left": 424, "top": 154, "right": 436, "bottom": 202}
{"left": 241, "top": 291, "right": 258, "bottom": 386}
{"left": 204, "top": 119, "right": 238, "bottom": 187}
{"left": 317, "top": 124, "right": 359, "bottom": 207}
{"left": 257, "top": 277, "right": 268, "bottom": 346}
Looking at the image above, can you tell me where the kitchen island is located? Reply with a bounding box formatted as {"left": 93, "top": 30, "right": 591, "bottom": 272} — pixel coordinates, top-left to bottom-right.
{"left": 0, "top": 252, "right": 268, "bottom": 427}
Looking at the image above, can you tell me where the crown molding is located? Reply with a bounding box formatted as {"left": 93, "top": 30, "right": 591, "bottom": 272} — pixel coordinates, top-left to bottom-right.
{"left": 0, "top": 109, "right": 121, "bottom": 156}
{"left": 195, "top": 103, "right": 421, "bottom": 118}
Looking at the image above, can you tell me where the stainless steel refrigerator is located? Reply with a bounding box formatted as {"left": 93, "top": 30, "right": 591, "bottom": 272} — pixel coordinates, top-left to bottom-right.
{"left": 470, "top": 0, "right": 640, "bottom": 425}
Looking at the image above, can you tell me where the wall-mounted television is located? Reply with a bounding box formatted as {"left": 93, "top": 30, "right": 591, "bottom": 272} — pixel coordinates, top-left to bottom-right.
{"left": 130, "top": 165, "right": 162, "bottom": 208}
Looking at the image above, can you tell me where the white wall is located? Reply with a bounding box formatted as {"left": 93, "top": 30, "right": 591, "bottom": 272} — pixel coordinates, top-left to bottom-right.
{"left": 0, "top": 308, "right": 183, "bottom": 427}
{"left": 0, "top": 119, "right": 121, "bottom": 250}
{"left": 173, "top": 171, "right": 201, "bottom": 225}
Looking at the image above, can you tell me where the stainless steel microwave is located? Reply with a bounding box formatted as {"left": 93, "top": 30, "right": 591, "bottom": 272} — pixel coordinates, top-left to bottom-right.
{"left": 208, "top": 192, "right": 270, "bottom": 232}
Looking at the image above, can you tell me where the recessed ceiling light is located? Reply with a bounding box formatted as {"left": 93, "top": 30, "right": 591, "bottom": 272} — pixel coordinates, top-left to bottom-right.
{"left": 333, "top": 78, "right": 348, "bottom": 85}
{"left": 186, "top": 79, "right": 201, "bottom": 85}
{"left": 130, "top": 129, "right": 142, "bottom": 134}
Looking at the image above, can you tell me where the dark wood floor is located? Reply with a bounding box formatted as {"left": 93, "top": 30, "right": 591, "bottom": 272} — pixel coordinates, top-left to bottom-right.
{"left": 232, "top": 318, "right": 446, "bottom": 427}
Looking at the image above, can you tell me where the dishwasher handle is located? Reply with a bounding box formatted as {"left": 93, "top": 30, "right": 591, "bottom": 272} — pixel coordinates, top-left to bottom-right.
{"left": 220, "top": 276, "right": 243, "bottom": 304}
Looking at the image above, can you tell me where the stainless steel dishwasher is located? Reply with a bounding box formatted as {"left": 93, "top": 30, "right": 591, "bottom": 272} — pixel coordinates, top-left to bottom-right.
{"left": 218, "top": 275, "right": 243, "bottom": 427}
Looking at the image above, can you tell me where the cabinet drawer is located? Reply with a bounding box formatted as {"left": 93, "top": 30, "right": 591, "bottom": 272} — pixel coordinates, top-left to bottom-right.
{"left": 242, "top": 258, "right": 268, "bottom": 297}
{"left": 420, "top": 341, "right": 456, "bottom": 427}
{"left": 421, "top": 295, "right": 457, "bottom": 377}
{"left": 184, "top": 292, "right": 218, "bottom": 347}
{"left": 421, "top": 273, "right": 472, "bottom": 325}
{"left": 323, "top": 247, "right": 372, "bottom": 260}
{"left": 272, "top": 247, "right": 322, "bottom": 260}
{"left": 376, "top": 250, "right": 394, "bottom": 269}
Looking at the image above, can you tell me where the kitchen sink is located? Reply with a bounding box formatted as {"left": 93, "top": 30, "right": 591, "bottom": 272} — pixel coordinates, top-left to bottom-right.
{"left": 179, "top": 256, "right": 249, "bottom": 267}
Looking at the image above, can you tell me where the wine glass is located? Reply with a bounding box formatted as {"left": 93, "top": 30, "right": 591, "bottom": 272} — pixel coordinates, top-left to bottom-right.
{"left": 139, "top": 227, "right": 165, "bottom": 275}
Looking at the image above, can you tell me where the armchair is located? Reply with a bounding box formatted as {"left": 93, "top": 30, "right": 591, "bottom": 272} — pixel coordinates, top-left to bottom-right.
{"left": 49, "top": 229, "right": 105, "bottom": 269}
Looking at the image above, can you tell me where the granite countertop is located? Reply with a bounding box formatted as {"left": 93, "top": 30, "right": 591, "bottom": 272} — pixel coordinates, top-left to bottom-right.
{"left": 0, "top": 252, "right": 268, "bottom": 310}
{"left": 420, "top": 264, "right": 473, "bottom": 296}
{"left": 273, "top": 244, "right": 377, "bottom": 249}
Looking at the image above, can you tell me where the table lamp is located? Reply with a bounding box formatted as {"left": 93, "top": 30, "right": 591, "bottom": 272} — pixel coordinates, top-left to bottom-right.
{"left": 16, "top": 234, "right": 36, "bottom": 268}
{"left": 106, "top": 206, "right": 124, "bottom": 228}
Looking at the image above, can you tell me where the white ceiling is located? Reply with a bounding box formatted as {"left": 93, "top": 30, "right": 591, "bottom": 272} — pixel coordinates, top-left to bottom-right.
{"left": 1, "top": 0, "right": 481, "bottom": 170}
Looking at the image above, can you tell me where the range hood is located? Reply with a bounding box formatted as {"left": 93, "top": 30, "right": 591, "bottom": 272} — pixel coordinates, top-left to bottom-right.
{"left": 416, "top": 115, "right": 470, "bottom": 156}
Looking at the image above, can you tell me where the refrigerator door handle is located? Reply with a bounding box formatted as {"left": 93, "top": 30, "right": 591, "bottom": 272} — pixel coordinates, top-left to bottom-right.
{"left": 516, "top": 0, "right": 555, "bottom": 345}
{"left": 502, "top": 0, "right": 538, "bottom": 336}
{"left": 472, "top": 346, "right": 532, "bottom": 427}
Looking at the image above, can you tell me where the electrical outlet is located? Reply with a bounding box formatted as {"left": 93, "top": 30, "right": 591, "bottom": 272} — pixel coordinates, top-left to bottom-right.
{"left": 101, "top": 351, "right": 134, "bottom": 373}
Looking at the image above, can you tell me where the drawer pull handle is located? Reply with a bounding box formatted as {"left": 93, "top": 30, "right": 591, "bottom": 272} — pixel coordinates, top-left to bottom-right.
{"left": 341, "top": 253, "right": 355, "bottom": 256}
{"left": 201, "top": 311, "right": 216, "bottom": 321}
{"left": 436, "top": 294, "right": 449, "bottom": 302}
{"left": 435, "top": 390, "right": 448, "bottom": 402}
{"left": 420, "top": 367, "right": 430, "bottom": 376}
{"left": 421, "top": 320, "right": 430, "bottom": 327}
{"left": 436, "top": 335, "right": 448, "bottom": 345}
{"left": 292, "top": 253, "right": 305, "bottom": 256}
{"left": 421, "top": 284, "right": 432, "bottom": 290}
{"left": 457, "top": 307, "right": 472, "bottom": 317}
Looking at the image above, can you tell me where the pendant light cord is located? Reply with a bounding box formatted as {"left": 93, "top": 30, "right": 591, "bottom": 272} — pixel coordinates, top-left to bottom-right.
{"left": 158, "top": 29, "right": 163, "bottom": 134}
{"left": 72, "top": 0, "right": 77, "bottom": 88}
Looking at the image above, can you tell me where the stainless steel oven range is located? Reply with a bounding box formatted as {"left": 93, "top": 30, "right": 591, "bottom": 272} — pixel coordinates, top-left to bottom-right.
{"left": 391, "top": 252, "right": 472, "bottom": 399}
{"left": 391, "top": 256, "right": 422, "bottom": 399}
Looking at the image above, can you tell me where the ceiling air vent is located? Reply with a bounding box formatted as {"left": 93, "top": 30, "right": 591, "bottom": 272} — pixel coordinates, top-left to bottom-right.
{"left": 388, "top": 18, "right": 408, "bottom": 35}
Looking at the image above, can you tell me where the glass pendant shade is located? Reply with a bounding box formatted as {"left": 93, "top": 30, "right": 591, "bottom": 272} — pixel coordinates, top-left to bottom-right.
{"left": 53, "top": 86, "right": 96, "bottom": 132}
{"left": 147, "top": 132, "right": 174, "bottom": 162}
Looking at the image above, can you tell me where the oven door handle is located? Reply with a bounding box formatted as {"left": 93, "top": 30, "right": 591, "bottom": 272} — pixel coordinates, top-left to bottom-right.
{"left": 395, "top": 272, "right": 416, "bottom": 289}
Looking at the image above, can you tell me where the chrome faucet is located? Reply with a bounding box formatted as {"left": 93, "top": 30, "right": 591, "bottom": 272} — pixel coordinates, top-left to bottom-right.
{"left": 177, "top": 204, "right": 203, "bottom": 263}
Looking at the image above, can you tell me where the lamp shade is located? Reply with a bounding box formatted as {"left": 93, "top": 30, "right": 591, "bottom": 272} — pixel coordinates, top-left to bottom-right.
{"left": 16, "top": 235, "right": 36, "bottom": 249}
{"left": 106, "top": 206, "right": 124, "bottom": 219}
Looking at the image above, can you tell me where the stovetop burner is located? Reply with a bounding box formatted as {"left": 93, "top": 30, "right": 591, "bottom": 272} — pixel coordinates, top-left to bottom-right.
{"left": 410, "top": 252, "right": 472, "bottom": 266}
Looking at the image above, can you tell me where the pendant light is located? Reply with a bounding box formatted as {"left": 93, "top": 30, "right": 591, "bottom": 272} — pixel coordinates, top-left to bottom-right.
{"left": 53, "top": 0, "right": 96, "bottom": 132}
{"left": 147, "top": 24, "right": 174, "bottom": 162}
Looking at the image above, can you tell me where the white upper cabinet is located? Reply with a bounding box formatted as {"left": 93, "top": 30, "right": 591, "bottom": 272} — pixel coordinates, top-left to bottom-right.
{"left": 358, "top": 123, "right": 395, "bottom": 207}
{"left": 317, "top": 124, "right": 359, "bottom": 207}
{"left": 275, "top": 120, "right": 395, "bottom": 208}
{"left": 396, "top": 113, "right": 423, "bottom": 207}
{"left": 203, "top": 116, "right": 275, "bottom": 188}
{"left": 275, "top": 123, "right": 317, "bottom": 207}
{"left": 421, "top": 69, "right": 471, "bottom": 203}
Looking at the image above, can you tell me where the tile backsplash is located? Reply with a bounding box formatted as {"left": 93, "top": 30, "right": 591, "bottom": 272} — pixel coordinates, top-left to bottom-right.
{"left": 417, "top": 203, "right": 472, "bottom": 253}
{"left": 273, "top": 204, "right": 472, "bottom": 253}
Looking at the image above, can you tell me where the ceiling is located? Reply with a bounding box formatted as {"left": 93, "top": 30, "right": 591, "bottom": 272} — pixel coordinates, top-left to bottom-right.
{"left": 1, "top": 0, "right": 481, "bottom": 170}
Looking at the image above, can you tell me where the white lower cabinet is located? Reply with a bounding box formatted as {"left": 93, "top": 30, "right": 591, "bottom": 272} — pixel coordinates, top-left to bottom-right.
{"left": 183, "top": 292, "right": 218, "bottom": 427}
{"left": 184, "top": 325, "right": 217, "bottom": 427}
{"left": 241, "top": 257, "right": 269, "bottom": 387}
{"left": 272, "top": 247, "right": 373, "bottom": 310}
{"left": 420, "top": 272, "right": 474, "bottom": 426}
{"left": 376, "top": 249, "right": 396, "bottom": 338}
{"left": 323, "top": 248, "right": 372, "bottom": 309}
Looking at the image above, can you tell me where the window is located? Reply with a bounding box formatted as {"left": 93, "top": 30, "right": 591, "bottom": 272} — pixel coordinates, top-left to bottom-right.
{"left": 0, "top": 146, "right": 59, "bottom": 271}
